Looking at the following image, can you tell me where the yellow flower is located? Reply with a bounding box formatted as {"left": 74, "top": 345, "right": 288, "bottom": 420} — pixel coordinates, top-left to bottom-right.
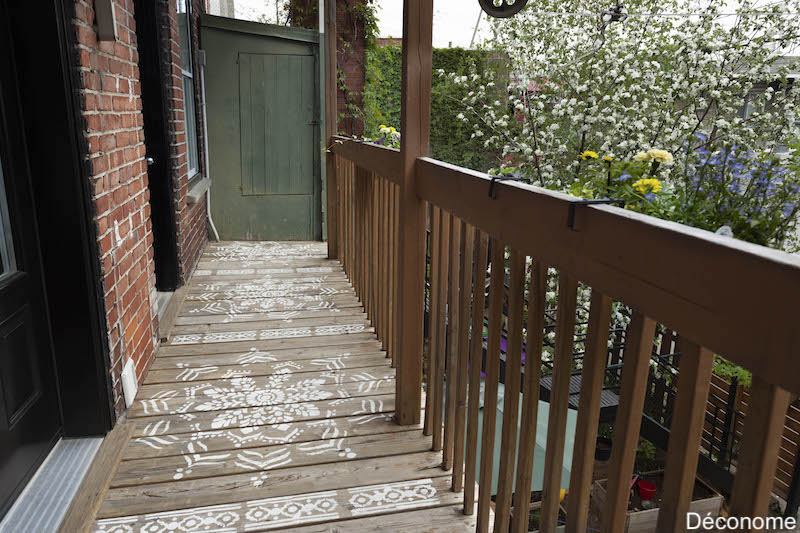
{"left": 379, "top": 124, "right": 387, "bottom": 129}
{"left": 579, "top": 150, "right": 599, "bottom": 160}
{"left": 603, "top": 155, "right": 613, "bottom": 161}
{"left": 647, "top": 149, "right": 674, "bottom": 166}
{"left": 633, "top": 178, "right": 663, "bottom": 194}
{"left": 389, "top": 127, "right": 397, "bottom": 133}
{"left": 633, "top": 152, "right": 652, "bottom": 162}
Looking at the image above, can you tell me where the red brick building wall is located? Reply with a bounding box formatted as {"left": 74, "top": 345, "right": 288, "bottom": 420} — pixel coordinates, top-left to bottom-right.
{"left": 162, "top": 0, "right": 209, "bottom": 283}
{"left": 72, "top": 0, "right": 209, "bottom": 417}
{"left": 335, "top": 0, "right": 366, "bottom": 137}
{"left": 289, "top": 0, "right": 367, "bottom": 136}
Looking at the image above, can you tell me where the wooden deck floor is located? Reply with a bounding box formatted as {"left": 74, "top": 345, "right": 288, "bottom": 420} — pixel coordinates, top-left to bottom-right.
{"left": 90, "top": 241, "right": 475, "bottom": 532}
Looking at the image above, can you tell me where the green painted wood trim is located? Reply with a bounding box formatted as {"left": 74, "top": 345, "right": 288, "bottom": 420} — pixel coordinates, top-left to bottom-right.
{"left": 200, "top": 14, "right": 320, "bottom": 44}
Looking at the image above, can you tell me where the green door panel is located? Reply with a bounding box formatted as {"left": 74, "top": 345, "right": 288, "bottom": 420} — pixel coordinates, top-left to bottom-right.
{"left": 239, "top": 53, "right": 315, "bottom": 196}
{"left": 202, "top": 15, "right": 321, "bottom": 241}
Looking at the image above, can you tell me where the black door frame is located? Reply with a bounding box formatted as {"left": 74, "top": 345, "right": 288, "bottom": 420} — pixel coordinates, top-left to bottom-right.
{"left": 134, "top": 0, "right": 183, "bottom": 291}
{"left": 1, "top": 0, "right": 116, "bottom": 437}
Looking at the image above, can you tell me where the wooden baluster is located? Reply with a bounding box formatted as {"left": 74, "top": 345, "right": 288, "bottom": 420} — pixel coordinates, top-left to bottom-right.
{"left": 368, "top": 174, "right": 375, "bottom": 321}
{"left": 477, "top": 238, "right": 506, "bottom": 533}
{"left": 377, "top": 178, "right": 385, "bottom": 346}
{"left": 382, "top": 179, "right": 389, "bottom": 348}
{"left": 602, "top": 311, "right": 657, "bottom": 532}
{"left": 493, "top": 249, "right": 526, "bottom": 532}
{"left": 358, "top": 170, "right": 365, "bottom": 301}
{"left": 345, "top": 163, "right": 352, "bottom": 279}
{"left": 361, "top": 172, "right": 369, "bottom": 307}
{"left": 362, "top": 174, "right": 369, "bottom": 316}
{"left": 392, "top": 186, "right": 401, "bottom": 367}
{"left": 565, "top": 291, "right": 613, "bottom": 533}
{"left": 347, "top": 167, "right": 354, "bottom": 284}
{"left": 432, "top": 210, "right": 451, "bottom": 451}
{"left": 339, "top": 159, "right": 346, "bottom": 275}
{"left": 339, "top": 158, "right": 350, "bottom": 266}
{"left": 656, "top": 340, "right": 713, "bottom": 533}
{"left": 371, "top": 174, "right": 379, "bottom": 329}
{"left": 354, "top": 169, "right": 362, "bottom": 298}
{"left": 365, "top": 175, "right": 372, "bottom": 321}
{"left": 443, "top": 217, "right": 461, "bottom": 470}
{"left": 425, "top": 205, "right": 441, "bottom": 437}
{"left": 511, "top": 261, "right": 547, "bottom": 533}
{"left": 452, "top": 222, "right": 474, "bottom": 492}
{"left": 464, "top": 230, "right": 489, "bottom": 515}
{"left": 540, "top": 274, "right": 579, "bottom": 533}
{"left": 729, "top": 376, "right": 791, "bottom": 528}
{"left": 335, "top": 157, "right": 343, "bottom": 264}
{"left": 388, "top": 183, "right": 396, "bottom": 364}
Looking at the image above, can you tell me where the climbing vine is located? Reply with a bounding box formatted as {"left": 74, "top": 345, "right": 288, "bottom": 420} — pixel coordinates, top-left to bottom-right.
{"left": 336, "top": 0, "right": 379, "bottom": 135}
{"left": 364, "top": 45, "right": 506, "bottom": 170}
{"left": 287, "top": 0, "right": 379, "bottom": 136}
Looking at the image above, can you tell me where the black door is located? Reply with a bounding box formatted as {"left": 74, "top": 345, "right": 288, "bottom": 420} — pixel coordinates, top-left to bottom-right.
{"left": 0, "top": 4, "right": 63, "bottom": 517}
{"left": 134, "top": 0, "right": 182, "bottom": 290}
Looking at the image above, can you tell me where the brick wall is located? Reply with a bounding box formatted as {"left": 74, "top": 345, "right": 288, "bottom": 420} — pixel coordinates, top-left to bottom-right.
{"left": 335, "top": 0, "right": 365, "bottom": 136}
{"left": 74, "top": 0, "right": 158, "bottom": 416}
{"left": 73, "top": 0, "right": 209, "bottom": 417}
{"left": 288, "top": 0, "right": 366, "bottom": 137}
{"left": 160, "top": 0, "right": 209, "bottom": 283}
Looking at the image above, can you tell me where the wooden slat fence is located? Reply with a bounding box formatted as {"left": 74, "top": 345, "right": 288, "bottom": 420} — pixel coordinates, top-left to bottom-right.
{"left": 329, "top": 131, "right": 800, "bottom": 532}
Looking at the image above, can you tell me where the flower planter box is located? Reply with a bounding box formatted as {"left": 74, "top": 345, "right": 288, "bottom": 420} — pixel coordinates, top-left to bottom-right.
{"left": 508, "top": 492, "right": 567, "bottom": 532}
{"left": 589, "top": 470, "right": 723, "bottom": 533}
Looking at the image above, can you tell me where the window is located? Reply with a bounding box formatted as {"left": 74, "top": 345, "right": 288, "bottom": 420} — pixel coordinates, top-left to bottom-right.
{"left": 177, "top": 0, "right": 200, "bottom": 179}
{"left": 0, "top": 158, "right": 16, "bottom": 278}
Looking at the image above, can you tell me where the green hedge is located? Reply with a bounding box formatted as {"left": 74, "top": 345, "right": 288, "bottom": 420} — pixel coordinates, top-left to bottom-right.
{"left": 364, "top": 46, "right": 503, "bottom": 171}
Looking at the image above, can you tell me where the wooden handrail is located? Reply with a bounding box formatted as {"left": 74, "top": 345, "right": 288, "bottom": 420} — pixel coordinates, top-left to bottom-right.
{"left": 330, "top": 136, "right": 402, "bottom": 185}
{"left": 414, "top": 156, "right": 800, "bottom": 394}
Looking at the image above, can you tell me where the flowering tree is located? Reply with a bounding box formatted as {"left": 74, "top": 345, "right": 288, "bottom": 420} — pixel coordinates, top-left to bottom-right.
{"left": 449, "top": 0, "right": 800, "bottom": 249}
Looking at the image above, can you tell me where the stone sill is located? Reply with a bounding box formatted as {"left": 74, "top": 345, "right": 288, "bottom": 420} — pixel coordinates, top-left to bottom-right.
{"left": 187, "top": 176, "right": 210, "bottom": 206}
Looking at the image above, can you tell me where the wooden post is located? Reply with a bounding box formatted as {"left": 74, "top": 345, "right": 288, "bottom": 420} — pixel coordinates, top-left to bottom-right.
{"left": 395, "top": 0, "right": 433, "bottom": 425}
{"left": 324, "top": 0, "right": 338, "bottom": 259}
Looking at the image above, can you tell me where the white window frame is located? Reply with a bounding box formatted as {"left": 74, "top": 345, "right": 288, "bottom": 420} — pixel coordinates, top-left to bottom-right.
{"left": 177, "top": 0, "right": 200, "bottom": 180}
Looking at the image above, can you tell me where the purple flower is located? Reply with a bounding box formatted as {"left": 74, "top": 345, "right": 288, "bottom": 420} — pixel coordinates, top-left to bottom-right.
{"left": 614, "top": 171, "right": 632, "bottom": 182}
{"left": 784, "top": 203, "right": 798, "bottom": 217}
{"left": 645, "top": 192, "right": 656, "bottom": 202}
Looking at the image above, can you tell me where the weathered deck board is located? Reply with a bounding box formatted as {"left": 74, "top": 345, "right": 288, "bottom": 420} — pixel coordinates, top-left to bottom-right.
{"left": 171, "top": 313, "right": 369, "bottom": 334}
{"left": 173, "top": 306, "right": 365, "bottom": 326}
{"left": 144, "top": 351, "right": 389, "bottom": 383}
{"left": 137, "top": 365, "right": 395, "bottom": 398}
{"left": 179, "top": 294, "right": 363, "bottom": 317}
{"left": 112, "top": 429, "right": 429, "bottom": 487}
{"left": 130, "top": 394, "right": 398, "bottom": 434}
{"left": 94, "top": 476, "right": 464, "bottom": 532}
{"left": 148, "top": 341, "right": 385, "bottom": 369}
{"left": 157, "top": 332, "right": 379, "bottom": 356}
{"left": 284, "top": 504, "right": 481, "bottom": 532}
{"left": 129, "top": 377, "right": 396, "bottom": 417}
{"left": 124, "top": 412, "right": 411, "bottom": 460}
{"left": 89, "top": 242, "right": 462, "bottom": 532}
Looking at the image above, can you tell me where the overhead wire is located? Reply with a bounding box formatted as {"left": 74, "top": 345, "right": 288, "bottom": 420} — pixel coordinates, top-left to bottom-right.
{"left": 510, "top": 10, "right": 800, "bottom": 17}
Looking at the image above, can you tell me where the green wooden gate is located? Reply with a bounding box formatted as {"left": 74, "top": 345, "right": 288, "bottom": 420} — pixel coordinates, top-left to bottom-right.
{"left": 201, "top": 16, "right": 321, "bottom": 241}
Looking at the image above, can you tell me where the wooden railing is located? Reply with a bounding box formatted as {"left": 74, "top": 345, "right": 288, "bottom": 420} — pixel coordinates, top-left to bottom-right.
{"left": 334, "top": 150, "right": 401, "bottom": 365}
{"left": 330, "top": 136, "right": 800, "bottom": 532}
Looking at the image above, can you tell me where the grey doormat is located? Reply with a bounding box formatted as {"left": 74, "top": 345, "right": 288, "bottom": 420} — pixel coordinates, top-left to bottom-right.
{"left": 0, "top": 437, "right": 102, "bottom": 533}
